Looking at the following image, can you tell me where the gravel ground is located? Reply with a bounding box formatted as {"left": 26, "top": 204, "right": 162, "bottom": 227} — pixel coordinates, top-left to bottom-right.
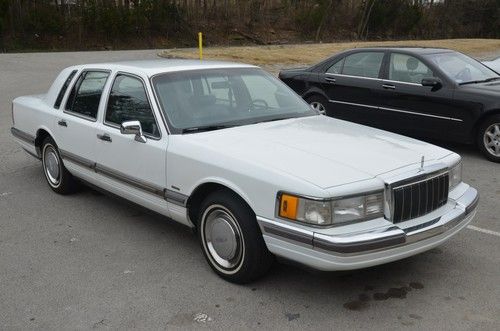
{"left": 0, "top": 50, "right": 499, "bottom": 330}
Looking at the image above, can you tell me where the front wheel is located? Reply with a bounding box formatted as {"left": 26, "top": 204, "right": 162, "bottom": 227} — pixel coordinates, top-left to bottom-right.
{"left": 477, "top": 115, "right": 500, "bottom": 163}
{"left": 197, "top": 190, "right": 274, "bottom": 284}
{"left": 306, "top": 95, "right": 329, "bottom": 115}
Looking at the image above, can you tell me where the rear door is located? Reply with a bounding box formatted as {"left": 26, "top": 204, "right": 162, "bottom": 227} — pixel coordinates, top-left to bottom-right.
{"left": 319, "top": 51, "right": 386, "bottom": 127}
{"left": 377, "top": 52, "right": 457, "bottom": 139}
{"left": 56, "top": 70, "right": 110, "bottom": 180}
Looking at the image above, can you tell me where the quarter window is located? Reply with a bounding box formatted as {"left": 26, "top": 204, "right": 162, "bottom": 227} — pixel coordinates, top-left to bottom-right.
{"left": 327, "top": 59, "right": 344, "bottom": 74}
{"left": 65, "top": 71, "right": 109, "bottom": 120}
{"left": 389, "top": 53, "right": 435, "bottom": 84}
{"left": 105, "top": 74, "right": 159, "bottom": 138}
{"left": 342, "top": 52, "right": 384, "bottom": 78}
{"left": 54, "top": 70, "right": 77, "bottom": 109}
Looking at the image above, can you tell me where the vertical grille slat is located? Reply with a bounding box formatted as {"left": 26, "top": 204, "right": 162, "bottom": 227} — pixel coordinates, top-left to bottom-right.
{"left": 391, "top": 172, "right": 449, "bottom": 223}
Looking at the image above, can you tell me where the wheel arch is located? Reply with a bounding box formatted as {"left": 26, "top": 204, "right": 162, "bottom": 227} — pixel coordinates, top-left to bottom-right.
{"left": 302, "top": 88, "right": 329, "bottom": 102}
{"left": 186, "top": 180, "right": 255, "bottom": 227}
{"left": 34, "top": 126, "right": 56, "bottom": 157}
{"left": 474, "top": 109, "right": 500, "bottom": 142}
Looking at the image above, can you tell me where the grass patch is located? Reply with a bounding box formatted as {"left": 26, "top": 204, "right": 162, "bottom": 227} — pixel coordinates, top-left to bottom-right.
{"left": 160, "top": 39, "right": 500, "bottom": 66}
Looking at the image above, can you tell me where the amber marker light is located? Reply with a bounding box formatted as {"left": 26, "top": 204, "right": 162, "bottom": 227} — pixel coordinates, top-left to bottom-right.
{"left": 279, "top": 194, "right": 298, "bottom": 220}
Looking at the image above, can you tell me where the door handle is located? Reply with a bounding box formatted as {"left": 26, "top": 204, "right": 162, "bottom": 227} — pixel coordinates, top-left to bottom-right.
{"left": 325, "top": 77, "right": 336, "bottom": 83}
{"left": 382, "top": 84, "right": 396, "bottom": 90}
{"left": 58, "top": 120, "right": 67, "bottom": 127}
{"left": 97, "top": 133, "right": 112, "bottom": 142}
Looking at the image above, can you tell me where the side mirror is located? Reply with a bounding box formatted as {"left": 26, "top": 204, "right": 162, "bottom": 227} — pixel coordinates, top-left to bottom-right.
{"left": 421, "top": 77, "right": 442, "bottom": 88}
{"left": 120, "top": 120, "right": 147, "bottom": 143}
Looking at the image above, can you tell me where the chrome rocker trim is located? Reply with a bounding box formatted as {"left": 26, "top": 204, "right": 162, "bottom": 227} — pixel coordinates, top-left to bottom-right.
{"left": 258, "top": 187, "right": 478, "bottom": 256}
{"left": 11, "top": 127, "right": 36, "bottom": 145}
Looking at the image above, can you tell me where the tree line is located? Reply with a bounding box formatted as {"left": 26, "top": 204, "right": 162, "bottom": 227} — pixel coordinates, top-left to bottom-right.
{"left": 0, "top": 0, "right": 499, "bottom": 51}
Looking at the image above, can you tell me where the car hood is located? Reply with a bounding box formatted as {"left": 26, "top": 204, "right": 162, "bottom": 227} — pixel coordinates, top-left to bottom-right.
{"left": 185, "top": 116, "right": 452, "bottom": 189}
{"left": 461, "top": 81, "right": 500, "bottom": 94}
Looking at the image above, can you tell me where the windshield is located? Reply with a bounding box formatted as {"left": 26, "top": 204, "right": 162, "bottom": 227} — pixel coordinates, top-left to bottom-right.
{"left": 152, "top": 68, "right": 316, "bottom": 133}
{"left": 424, "top": 52, "right": 499, "bottom": 84}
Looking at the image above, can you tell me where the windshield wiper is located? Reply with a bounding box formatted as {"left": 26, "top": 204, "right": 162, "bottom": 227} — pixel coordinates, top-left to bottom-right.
{"left": 181, "top": 124, "right": 234, "bottom": 134}
{"left": 484, "top": 77, "right": 500, "bottom": 82}
{"left": 257, "top": 116, "right": 297, "bottom": 124}
{"left": 459, "top": 77, "right": 500, "bottom": 85}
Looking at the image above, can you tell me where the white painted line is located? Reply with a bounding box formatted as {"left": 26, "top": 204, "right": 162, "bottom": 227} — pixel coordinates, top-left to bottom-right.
{"left": 467, "top": 225, "right": 500, "bottom": 238}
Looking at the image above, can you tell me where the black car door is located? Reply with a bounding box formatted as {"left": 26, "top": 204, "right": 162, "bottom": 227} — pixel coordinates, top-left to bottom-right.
{"left": 377, "top": 52, "right": 460, "bottom": 140}
{"left": 319, "top": 51, "right": 387, "bottom": 127}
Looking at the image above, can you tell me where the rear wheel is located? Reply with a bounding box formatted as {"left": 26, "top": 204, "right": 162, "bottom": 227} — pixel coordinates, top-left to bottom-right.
{"left": 197, "top": 190, "right": 274, "bottom": 284}
{"left": 477, "top": 115, "right": 500, "bottom": 163}
{"left": 41, "top": 137, "right": 78, "bottom": 194}
{"left": 306, "top": 94, "right": 329, "bottom": 115}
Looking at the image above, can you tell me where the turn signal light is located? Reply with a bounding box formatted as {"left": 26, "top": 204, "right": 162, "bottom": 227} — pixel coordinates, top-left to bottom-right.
{"left": 279, "top": 194, "right": 298, "bottom": 220}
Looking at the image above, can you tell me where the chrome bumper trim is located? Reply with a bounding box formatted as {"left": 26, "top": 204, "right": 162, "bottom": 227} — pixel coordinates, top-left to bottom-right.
{"left": 314, "top": 226, "right": 405, "bottom": 253}
{"left": 258, "top": 187, "right": 478, "bottom": 255}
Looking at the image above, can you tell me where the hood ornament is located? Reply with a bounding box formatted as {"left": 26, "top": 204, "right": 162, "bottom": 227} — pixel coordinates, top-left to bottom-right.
{"left": 419, "top": 156, "right": 425, "bottom": 172}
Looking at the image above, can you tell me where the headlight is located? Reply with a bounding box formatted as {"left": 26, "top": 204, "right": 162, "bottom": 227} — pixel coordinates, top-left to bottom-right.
{"left": 277, "top": 191, "right": 384, "bottom": 226}
{"left": 449, "top": 160, "right": 462, "bottom": 190}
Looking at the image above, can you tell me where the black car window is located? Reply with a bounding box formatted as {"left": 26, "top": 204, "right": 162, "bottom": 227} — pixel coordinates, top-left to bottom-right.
{"left": 54, "top": 70, "right": 77, "bottom": 109}
{"left": 327, "top": 59, "right": 344, "bottom": 74}
{"left": 342, "top": 52, "right": 384, "bottom": 78}
{"left": 65, "top": 71, "right": 109, "bottom": 120}
{"left": 105, "top": 74, "right": 159, "bottom": 138}
{"left": 389, "top": 53, "right": 435, "bottom": 84}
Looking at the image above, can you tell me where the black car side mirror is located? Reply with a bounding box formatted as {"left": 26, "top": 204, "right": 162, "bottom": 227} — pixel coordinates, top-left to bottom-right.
{"left": 421, "top": 77, "right": 442, "bottom": 88}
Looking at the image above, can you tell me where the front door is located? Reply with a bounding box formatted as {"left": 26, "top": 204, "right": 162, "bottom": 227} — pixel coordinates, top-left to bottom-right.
{"left": 377, "top": 52, "right": 458, "bottom": 139}
{"left": 93, "top": 72, "right": 169, "bottom": 216}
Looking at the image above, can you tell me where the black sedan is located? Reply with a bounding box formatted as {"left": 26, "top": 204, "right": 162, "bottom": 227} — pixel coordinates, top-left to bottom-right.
{"left": 279, "top": 48, "right": 500, "bottom": 162}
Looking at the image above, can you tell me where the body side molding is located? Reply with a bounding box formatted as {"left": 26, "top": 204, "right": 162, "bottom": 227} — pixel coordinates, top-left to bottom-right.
{"left": 60, "top": 149, "right": 189, "bottom": 206}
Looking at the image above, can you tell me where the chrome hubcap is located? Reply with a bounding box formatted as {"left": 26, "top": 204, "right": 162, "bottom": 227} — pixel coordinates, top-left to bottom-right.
{"left": 484, "top": 123, "right": 500, "bottom": 157}
{"left": 44, "top": 146, "right": 60, "bottom": 185}
{"left": 310, "top": 101, "right": 326, "bottom": 115}
{"left": 203, "top": 206, "right": 243, "bottom": 270}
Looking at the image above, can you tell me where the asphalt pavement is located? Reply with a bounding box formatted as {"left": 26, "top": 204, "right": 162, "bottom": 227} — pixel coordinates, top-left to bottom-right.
{"left": 0, "top": 50, "right": 499, "bottom": 330}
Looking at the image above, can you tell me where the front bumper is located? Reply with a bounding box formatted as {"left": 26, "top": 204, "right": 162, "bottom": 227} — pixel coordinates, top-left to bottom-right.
{"left": 257, "top": 186, "right": 479, "bottom": 271}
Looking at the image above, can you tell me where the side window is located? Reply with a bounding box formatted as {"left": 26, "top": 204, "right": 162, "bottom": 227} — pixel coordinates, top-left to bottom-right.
{"left": 389, "top": 53, "right": 435, "bottom": 84}
{"left": 327, "top": 58, "right": 344, "bottom": 74}
{"left": 54, "top": 70, "right": 77, "bottom": 109}
{"left": 65, "top": 71, "right": 109, "bottom": 120}
{"left": 105, "top": 74, "right": 159, "bottom": 138}
{"left": 342, "top": 52, "right": 384, "bottom": 78}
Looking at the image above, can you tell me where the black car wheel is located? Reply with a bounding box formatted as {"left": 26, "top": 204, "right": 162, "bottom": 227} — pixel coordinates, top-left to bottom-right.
{"left": 197, "top": 190, "right": 274, "bottom": 284}
{"left": 306, "top": 95, "right": 329, "bottom": 115}
{"left": 41, "top": 137, "right": 78, "bottom": 194}
{"left": 478, "top": 115, "right": 500, "bottom": 163}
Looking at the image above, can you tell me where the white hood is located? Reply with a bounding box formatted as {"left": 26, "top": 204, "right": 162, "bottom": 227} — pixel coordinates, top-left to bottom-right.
{"left": 186, "top": 116, "right": 452, "bottom": 189}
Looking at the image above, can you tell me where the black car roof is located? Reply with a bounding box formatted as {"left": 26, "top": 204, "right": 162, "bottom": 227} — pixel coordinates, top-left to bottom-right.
{"left": 346, "top": 47, "right": 455, "bottom": 55}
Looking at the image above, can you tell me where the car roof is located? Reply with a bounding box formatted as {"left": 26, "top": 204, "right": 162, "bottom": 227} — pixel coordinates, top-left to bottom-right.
{"left": 67, "top": 59, "right": 258, "bottom": 77}
{"left": 346, "top": 47, "right": 456, "bottom": 55}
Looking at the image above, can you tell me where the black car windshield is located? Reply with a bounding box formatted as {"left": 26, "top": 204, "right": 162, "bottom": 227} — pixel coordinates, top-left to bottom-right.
{"left": 152, "top": 68, "right": 316, "bottom": 133}
{"left": 424, "top": 52, "right": 499, "bottom": 84}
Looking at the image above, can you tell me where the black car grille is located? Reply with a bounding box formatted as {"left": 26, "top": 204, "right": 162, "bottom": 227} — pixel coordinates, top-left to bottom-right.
{"left": 392, "top": 172, "right": 449, "bottom": 223}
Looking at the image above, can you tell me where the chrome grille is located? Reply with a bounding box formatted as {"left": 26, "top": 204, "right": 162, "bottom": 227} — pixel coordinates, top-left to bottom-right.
{"left": 391, "top": 172, "right": 449, "bottom": 223}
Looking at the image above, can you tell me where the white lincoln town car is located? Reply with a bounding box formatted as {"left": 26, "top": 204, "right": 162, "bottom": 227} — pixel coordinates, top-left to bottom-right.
{"left": 11, "top": 60, "right": 478, "bottom": 283}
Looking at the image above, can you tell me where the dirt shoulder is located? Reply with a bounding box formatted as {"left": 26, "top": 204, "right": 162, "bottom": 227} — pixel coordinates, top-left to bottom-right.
{"left": 160, "top": 39, "right": 500, "bottom": 71}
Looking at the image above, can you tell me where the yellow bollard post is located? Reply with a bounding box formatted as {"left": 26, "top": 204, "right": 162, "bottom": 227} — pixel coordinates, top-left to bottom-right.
{"left": 198, "top": 32, "right": 203, "bottom": 60}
